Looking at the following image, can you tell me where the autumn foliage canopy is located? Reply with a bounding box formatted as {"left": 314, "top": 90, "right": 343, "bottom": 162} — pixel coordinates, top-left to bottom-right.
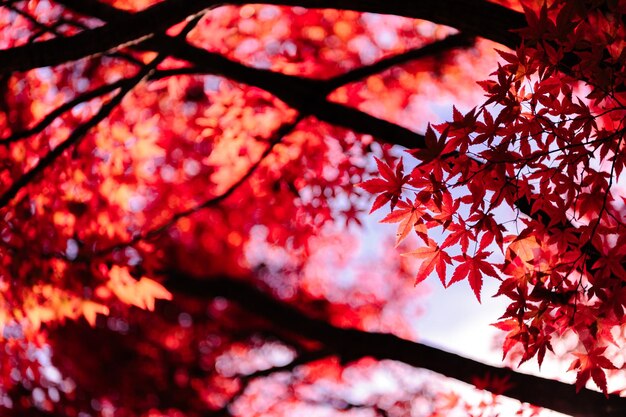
{"left": 2, "top": 0, "right": 626, "bottom": 416}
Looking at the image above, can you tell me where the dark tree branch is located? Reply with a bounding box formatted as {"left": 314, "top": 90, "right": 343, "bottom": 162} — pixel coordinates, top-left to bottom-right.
{"left": 278, "top": 0, "right": 524, "bottom": 49}
{"left": 0, "top": 66, "right": 211, "bottom": 146}
{"left": 0, "top": 0, "right": 215, "bottom": 73}
{"left": 5, "top": 4, "right": 142, "bottom": 64}
{"left": 130, "top": 32, "right": 429, "bottom": 149}
{"left": 202, "top": 350, "right": 332, "bottom": 417}
{"left": 5, "top": 4, "right": 461, "bottom": 150}
{"left": 324, "top": 33, "right": 474, "bottom": 91}
{"left": 298, "top": 396, "right": 390, "bottom": 417}
{"left": 4, "top": 0, "right": 522, "bottom": 75}
{"left": 43, "top": 1, "right": 490, "bottom": 153}
{"left": 0, "top": 78, "right": 124, "bottom": 144}
{"left": 0, "top": 56, "right": 162, "bottom": 209}
{"left": 164, "top": 273, "right": 626, "bottom": 417}
{"left": 2, "top": 29, "right": 448, "bottom": 146}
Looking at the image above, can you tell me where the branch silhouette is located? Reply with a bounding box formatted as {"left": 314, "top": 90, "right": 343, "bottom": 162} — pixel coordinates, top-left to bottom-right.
{"left": 164, "top": 273, "right": 626, "bottom": 417}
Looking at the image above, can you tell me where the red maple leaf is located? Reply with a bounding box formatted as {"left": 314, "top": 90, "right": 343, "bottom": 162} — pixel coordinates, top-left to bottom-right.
{"left": 380, "top": 199, "right": 426, "bottom": 246}
{"left": 450, "top": 251, "right": 500, "bottom": 302}
{"left": 409, "top": 124, "right": 448, "bottom": 164}
{"left": 359, "top": 157, "right": 408, "bottom": 212}
{"left": 568, "top": 347, "right": 617, "bottom": 396}
{"left": 404, "top": 240, "right": 452, "bottom": 286}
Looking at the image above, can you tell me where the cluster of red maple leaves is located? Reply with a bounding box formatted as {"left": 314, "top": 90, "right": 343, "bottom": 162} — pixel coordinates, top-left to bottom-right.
{"left": 365, "top": 0, "right": 626, "bottom": 395}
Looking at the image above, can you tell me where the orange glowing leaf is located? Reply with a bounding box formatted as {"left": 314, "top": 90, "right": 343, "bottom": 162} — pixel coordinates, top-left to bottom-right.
{"left": 107, "top": 266, "right": 172, "bottom": 311}
{"left": 81, "top": 301, "right": 110, "bottom": 327}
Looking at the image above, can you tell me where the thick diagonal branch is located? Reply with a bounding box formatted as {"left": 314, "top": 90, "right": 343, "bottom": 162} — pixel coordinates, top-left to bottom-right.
{"left": 0, "top": 0, "right": 214, "bottom": 73}
{"left": 164, "top": 274, "right": 626, "bottom": 417}
{"left": 1, "top": 0, "right": 523, "bottom": 74}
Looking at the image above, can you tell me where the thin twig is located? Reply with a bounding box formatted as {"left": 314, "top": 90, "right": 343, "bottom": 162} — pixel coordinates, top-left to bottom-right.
{"left": 0, "top": 16, "right": 203, "bottom": 209}
{"left": 92, "top": 114, "right": 305, "bottom": 257}
{"left": 324, "top": 33, "right": 473, "bottom": 92}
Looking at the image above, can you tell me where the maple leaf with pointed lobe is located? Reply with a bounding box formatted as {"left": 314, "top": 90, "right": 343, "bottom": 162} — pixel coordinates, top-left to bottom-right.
{"left": 568, "top": 347, "right": 617, "bottom": 396}
{"left": 404, "top": 239, "right": 452, "bottom": 286}
{"left": 359, "top": 157, "right": 408, "bottom": 212}
{"left": 441, "top": 220, "right": 474, "bottom": 253}
{"left": 492, "top": 319, "right": 526, "bottom": 360}
{"left": 380, "top": 199, "right": 427, "bottom": 246}
{"left": 410, "top": 124, "right": 448, "bottom": 164}
{"left": 450, "top": 251, "right": 500, "bottom": 302}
